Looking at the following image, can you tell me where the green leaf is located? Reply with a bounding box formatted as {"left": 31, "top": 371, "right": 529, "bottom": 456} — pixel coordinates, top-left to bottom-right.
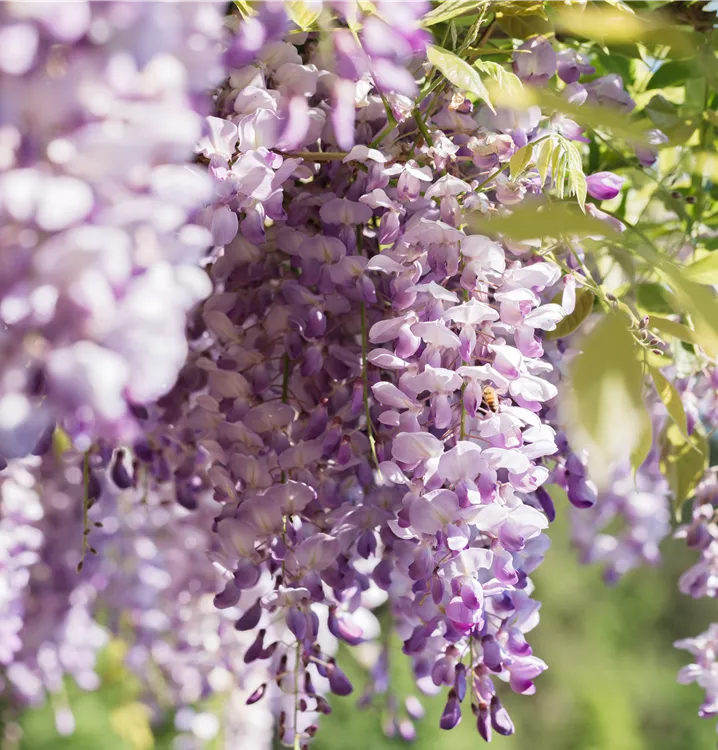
{"left": 474, "top": 59, "right": 523, "bottom": 97}
{"left": 52, "top": 426, "right": 73, "bottom": 461}
{"left": 562, "top": 311, "right": 646, "bottom": 489}
{"left": 660, "top": 424, "right": 709, "bottom": 515}
{"left": 658, "top": 270, "right": 718, "bottom": 357}
{"left": 110, "top": 702, "right": 154, "bottom": 750}
{"left": 546, "top": 288, "right": 595, "bottom": 340}
{"left": 536, "top": 138, "right": 553, "bottom": 186}
{"left": 426, "top": 44, "right": 494, "bottom": 112}
{"left": 646, "top": 59, "right": 702, "bottom": 90}
{"left": 509, "top": 143, "right": 533, "bottom": 180}
{"left": 554, "top": 7, "right": 699, "bottom": 58}
{"left": 422, "top": 0, "right": 487, "bottom": 27}
{"left": 564, "top": 139, "right": 587, "bottom": 211}
{"left": 630, "top": 407, "right": 653, "bottom": 475}
{"left": 636, "top": 282, "right": 674, "bottom": 314}
{"left": 469, "top": 202, "right": 618, "bottom": 241}
{"left": 496, "top": 13, "right": 551, "bottom": 39}
{"left": 682, "top": 253, "right": 718, "bottom": 285}
{"left": 233, "top": 0, "right": 253, "bottom": 17}
{"left": 647, "top": 316, "right": 701, "bottom": 345}
{"left": 285, "top": 1, "right": 322, "bottom": 30}
{"left": 493, "top": 0, "right": 546, "bottom": 16}
{"left": 649, "top": 366, "right": 688, "bottom": 438}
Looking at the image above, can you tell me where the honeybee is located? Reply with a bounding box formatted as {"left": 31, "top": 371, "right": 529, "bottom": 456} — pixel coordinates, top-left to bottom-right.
{"left": 481, "top": 385, "right": 499, "bottom": 414}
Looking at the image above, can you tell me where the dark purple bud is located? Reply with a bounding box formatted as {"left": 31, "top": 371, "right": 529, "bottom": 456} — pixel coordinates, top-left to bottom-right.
{"left": 129, "top": 403, "right": 149, "bottom": 420}
{"left": 337, "top": 436, "right": 352, "bottom": 465}
{"left": 356, "top": 529, "right": 377, "bottom": 559}
{"left": 31, "top": 424, "right": 55, "bottom": 456}
{"left": 303, "top": 405, "right": 328, "bottom": 440}
{"left": 481, "top": 636, "right": 503, "bottom": 672}
{"left": 246, "top": 683, "right": 266, "bottom": 705}
{"left": 234, "top": 564, "right": 262, "bottom": 591}
{"left": 477, "top": 704, "right": 492, "bottom": 742}
{"left": 133, "top": 439, "right": 153, "bottom": 462}
{"left": 454, "top": 664, "right": 467, "bottom": 702}
{"left": 0, "top": 455, "right": 7, "bottom": 472}
{"left": 439, "top": 691, "right": 462, "bottom": 730}
{"left": 260, "top": 640, "right": 278, "bottom": 659}
{"left": 404, "top": 626, "right": 429, "bottom": 657}
{"left": 235, "top": 599, "right": 262, "bottom": 630}
{"left": 535, "top": 486, "right": 555, "bottom": 522}
{"left": 372, "top": 558, "right": 393, "bottom": 590}
{"left": 286, "top": 606, "right": 307, "bottom": 641}
{"left": 243, "top": 629, "right": 265, "bottom": 664}
{"left": 350, "top": 380, "right": 364, "bottom": 416}
{"left": 152, "top": 453, "right": 172, "bottom": 483}
{"left": 307, "top": 609, "right": 320, "bottom": 640}
{"left": 490, "top": 696, "right": 515, "bottom": 736}
{"left": 87, "top": 471, "right": 101, "bottom": 502}
{"left": 315, "top": 696, "right": 332, "bottom": 715}
{"left": 566, "top": 475, "right": 597, "bottom": 508}
{"left": 214, "top": 580, "right": 242, "bottom": 609}
{"left": 176, "top": 483, "right": 198, "bottom": 510}
{"left": 565, "top": 452, "right": 586, "bottom": 477}
{"left": 327, "top": 661, "right": 353, "bottom": 696}
{"left": 110, "top": 450, "right": 133, "bottom": 489}
{"left": 305, "top": 308, "right": 327, "bottom": 338}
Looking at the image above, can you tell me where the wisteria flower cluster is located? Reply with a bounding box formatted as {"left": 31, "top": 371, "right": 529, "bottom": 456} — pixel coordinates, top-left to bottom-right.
{"left": 1, "top": 2, "right": 717, "bottom": 747}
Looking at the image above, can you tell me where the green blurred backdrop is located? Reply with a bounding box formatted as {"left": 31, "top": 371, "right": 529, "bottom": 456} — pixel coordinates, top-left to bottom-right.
{"left": 13, "top": 497, "right": 718, "bottom": 750}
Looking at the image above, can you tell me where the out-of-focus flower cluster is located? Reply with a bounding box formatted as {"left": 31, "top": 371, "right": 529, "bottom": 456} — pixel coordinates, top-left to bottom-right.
{"left": 0, "top": 1, "right": 224, "bottom": 459}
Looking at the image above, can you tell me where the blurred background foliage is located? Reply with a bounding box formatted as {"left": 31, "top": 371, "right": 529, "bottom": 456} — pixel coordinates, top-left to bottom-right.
{"left": 14, "top": 496, "right": 717, "bottom": 750}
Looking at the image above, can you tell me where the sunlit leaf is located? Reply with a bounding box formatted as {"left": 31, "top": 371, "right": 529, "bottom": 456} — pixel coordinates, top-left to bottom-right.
{"left": 546, "top": 288, "right": 595, "bottom": 340}
{"left": 647, "top": 315, "right": 701, "bottom": 345}
{"left": 660, "top": 424, "right": 709, "bottom": 516}
{"left": 649, "top": 366, "right": 688, "bottom": 438}
{"left": 509, "top": 142, "right": 533, "bottom": 180}
{"left": 562, "top": 311, "right": 646, "bottom": 489}
{"left": 536, "top": 138, "right": 553, "bottom": 186}
{"left": 110, "top": 703, "right": 154, "bottom": 750}
{"left": 494, "top": 0, "right": 546, "bottom": 16}
{"left": 52, "top": 426, "right": 73, "bottom": 460}
{"left": 564, "top": 139, "right": 587, "bottom": 211}
{"left": 600, "top": 0, "right": 636, "bottom": 13}
{"left": 426, "top": 44, "right": 494, "bottom": 112}
{"left": 422, "top": 0, "right": 487, "bottom": 27}
{"left": 286, "top": 0, "right": 322, "bottom": 30}
{"left": 630, "top": 407, "right": 653, "bottom": 476}
{"left": 474, "top": 59, "right": 523, "bottom": 98}
{"left": 682, "top": 253, "right": 718, "bottom": 285}
{"left": 659, "top": 271, "right": 718, "bottom": 356}
{"left": 554, "top": 7, "right": 698, "bottom": 57}
{"left": 233, "top": 0, "right": 254, "bottom": 17}
{"left": 469, "top": 202, "right": 617, "bottom": 241}
{"left": 496, "top": 12, "right": 551, "bottom": 39}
